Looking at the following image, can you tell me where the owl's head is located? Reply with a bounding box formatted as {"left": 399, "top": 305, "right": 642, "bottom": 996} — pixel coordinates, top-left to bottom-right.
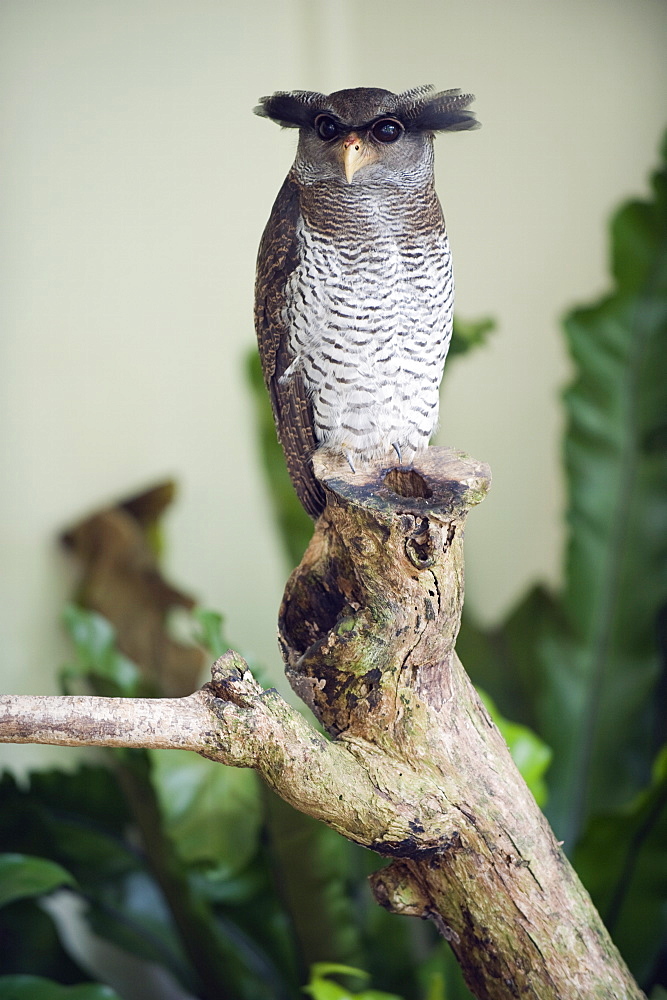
{"left": 255, "top": 85, "right": 477, "bottom": 186}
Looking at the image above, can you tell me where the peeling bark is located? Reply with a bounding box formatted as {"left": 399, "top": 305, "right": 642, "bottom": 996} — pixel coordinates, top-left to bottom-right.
{"left": 0, "top": 448, "right": 644, "bottom": 999}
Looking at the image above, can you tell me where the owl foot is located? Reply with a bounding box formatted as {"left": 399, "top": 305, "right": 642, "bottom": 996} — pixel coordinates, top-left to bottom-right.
{"left": 392, "top": 443, "right": 402, "bottom": 465}
{"left": 344, "top": 450, "right": 357, "bottom": 474}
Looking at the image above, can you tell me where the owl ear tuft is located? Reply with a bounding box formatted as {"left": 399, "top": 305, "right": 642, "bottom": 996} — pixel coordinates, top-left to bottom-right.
{"left": 397, "top": 87, "right": 479, "bottom": 133}
{"left": 255, "top": 91, "right": 329, "bottom": 129}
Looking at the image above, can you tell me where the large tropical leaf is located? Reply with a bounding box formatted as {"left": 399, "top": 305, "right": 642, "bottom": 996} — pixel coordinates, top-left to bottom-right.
{"left": 149, "top": 749, "right": 262, "bottom": 879}
{"left": 537, "top": 134, "right": 667, "bottom": 843}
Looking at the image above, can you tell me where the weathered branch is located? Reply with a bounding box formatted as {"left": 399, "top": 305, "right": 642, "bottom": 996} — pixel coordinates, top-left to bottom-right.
{"left": 0, "top": 656, "right": 462, "bottom": 850}
{"left": 0, "top": 691, "right": 209, "bottom": 751}
{"left": 0, "top": 448, "right": 644, "bottom": 999}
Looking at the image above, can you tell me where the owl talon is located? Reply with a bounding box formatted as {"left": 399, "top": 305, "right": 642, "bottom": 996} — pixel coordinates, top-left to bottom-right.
{"left": 344, "top": 451, "right": 357, "bottom": 474}
{"left": 392, "top": 443, "right": 402, "bottom": 464}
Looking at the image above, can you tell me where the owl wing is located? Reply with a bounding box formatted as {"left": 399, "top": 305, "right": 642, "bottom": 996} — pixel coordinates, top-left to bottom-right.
{"left": 254, "top": 175, "right": 326, "bottom": 519}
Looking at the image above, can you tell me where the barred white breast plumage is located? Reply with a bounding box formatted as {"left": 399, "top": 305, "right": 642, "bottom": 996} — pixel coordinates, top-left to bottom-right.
{"left": 255, "top": 86, "right": 478, "bottom": 518}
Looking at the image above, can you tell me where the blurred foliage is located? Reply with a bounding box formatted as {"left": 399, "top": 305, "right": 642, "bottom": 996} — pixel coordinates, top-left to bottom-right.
{"left": 0, "top": 978, "right": 121, "bottom": 999}
{"left": 0, "top": 855, "right": 75, "bottom": 910}
{"left": 447, "top": 315, "right": 495, "bottom": 358}
{"left": 303, "top": 963, "right": 403, "bottom": 1000}
{"left": 543, "top": 137, "right": 667, "bottom": 838}
{"left": 574, "top": 745, "right": 667, "bottom": 986}
{"left": 1, "top": 136, "right": 665, "bottom": 1000}
{"left": 60, "top": 605, "right": 144, "bottom": 698}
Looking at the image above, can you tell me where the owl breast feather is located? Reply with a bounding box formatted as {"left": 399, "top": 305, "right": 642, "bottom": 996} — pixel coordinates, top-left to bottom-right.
{"left": 283, "top": 207, "right": 454, "bottom": 465}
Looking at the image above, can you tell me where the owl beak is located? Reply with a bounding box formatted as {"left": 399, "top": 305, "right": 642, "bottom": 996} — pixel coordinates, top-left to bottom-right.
{"left": 340, "top": 133, "right": 376, "bottom": 183}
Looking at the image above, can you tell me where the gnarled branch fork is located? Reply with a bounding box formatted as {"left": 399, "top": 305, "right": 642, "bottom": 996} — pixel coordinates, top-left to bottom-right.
{"left": 0, "top": 448, "right": 643, "bottom": 1000}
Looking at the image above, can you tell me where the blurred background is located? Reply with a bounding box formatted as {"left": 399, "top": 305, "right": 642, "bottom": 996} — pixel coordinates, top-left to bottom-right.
{"left": 1, "top": 0, "right": 666, "bottom": 763}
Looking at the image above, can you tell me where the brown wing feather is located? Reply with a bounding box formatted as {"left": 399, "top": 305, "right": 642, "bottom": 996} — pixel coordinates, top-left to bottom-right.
{"left": 255, "top": 175, "right": 326, "bottom": 519}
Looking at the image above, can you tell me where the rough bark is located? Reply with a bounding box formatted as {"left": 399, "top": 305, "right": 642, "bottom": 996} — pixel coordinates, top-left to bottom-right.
{"left": 0, "top": 447, "right": 644, "bottom": 1000}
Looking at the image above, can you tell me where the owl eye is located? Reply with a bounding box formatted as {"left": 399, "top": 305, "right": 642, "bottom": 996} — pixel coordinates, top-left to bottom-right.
{"left": 314, "top": 115, "right": 339, "bottom": 141}
{"left": 371, "top": 119, "right": 404, "bottom": 144}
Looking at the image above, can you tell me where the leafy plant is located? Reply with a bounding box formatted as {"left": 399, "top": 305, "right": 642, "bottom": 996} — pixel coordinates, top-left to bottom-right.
{"left": 303, "top": 963, "right": 403, "bottom": 1000}
{"left": 0, "top": 853, "right": 122, "bottom": 997}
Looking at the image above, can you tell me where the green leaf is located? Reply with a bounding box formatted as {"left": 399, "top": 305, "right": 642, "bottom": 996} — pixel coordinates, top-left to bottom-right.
{"left": 477, "top": 693, "right": 552, "bottom": 807}
{"left": 575, "top": 744, "right": 667, "bottom": 987}
{"left": 192, "top": 607, "right": 230, "bottom": 659}
{"left": 0, "top": 977, "right": 120, "bottom": 999}
{"left": 422, "top": 971, "right": 445, "bottom": 1000}
{"left": 0, "top": 768, "right": 194, "bottom": 983}
{"left": 303, "top": 964, "right": 404, "bottom": 1000}
{"left": 0, "top": 855, "right": 75, "bottom": 908}
{"left": 536, "top": 136, "right": 667, "bottom": 842}
{"left": 447, "top": 315, "right": 496, "bottom": 358}
{"left": 149, "top": 749, "right": 263, "bottom": 877}
{"left": 355, "top": 993, "right": 405, "bottom": 1000}
{"left": 83, "top": 871, "right": 193, "bottom": 988}
{"left": 303, "top": 981, "right": 350, "bottom": 1000}
{"left": 104, "top": 750, "right": 293, "bottom": 999}
{"left": 0, "top": 769, "right": 191, "bottom": 986}
{"left": 191, "top": 607, "right": 273, "bottom": 688}
{"left": 60, "top": 605, "right": 142, "bottom": 697}
{"left": 308, "top": 963, "right": 371, "bottom": 983}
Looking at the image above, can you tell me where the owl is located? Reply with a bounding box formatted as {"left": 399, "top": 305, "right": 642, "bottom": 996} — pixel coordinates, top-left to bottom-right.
{"left": 254, "top": 85, "right": 477, "bottom": 518}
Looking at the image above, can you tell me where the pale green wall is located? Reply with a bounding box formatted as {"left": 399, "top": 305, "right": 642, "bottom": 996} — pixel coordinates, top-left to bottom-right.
{"left": 2, "top": 1, "right": 666, "bottom": 782}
